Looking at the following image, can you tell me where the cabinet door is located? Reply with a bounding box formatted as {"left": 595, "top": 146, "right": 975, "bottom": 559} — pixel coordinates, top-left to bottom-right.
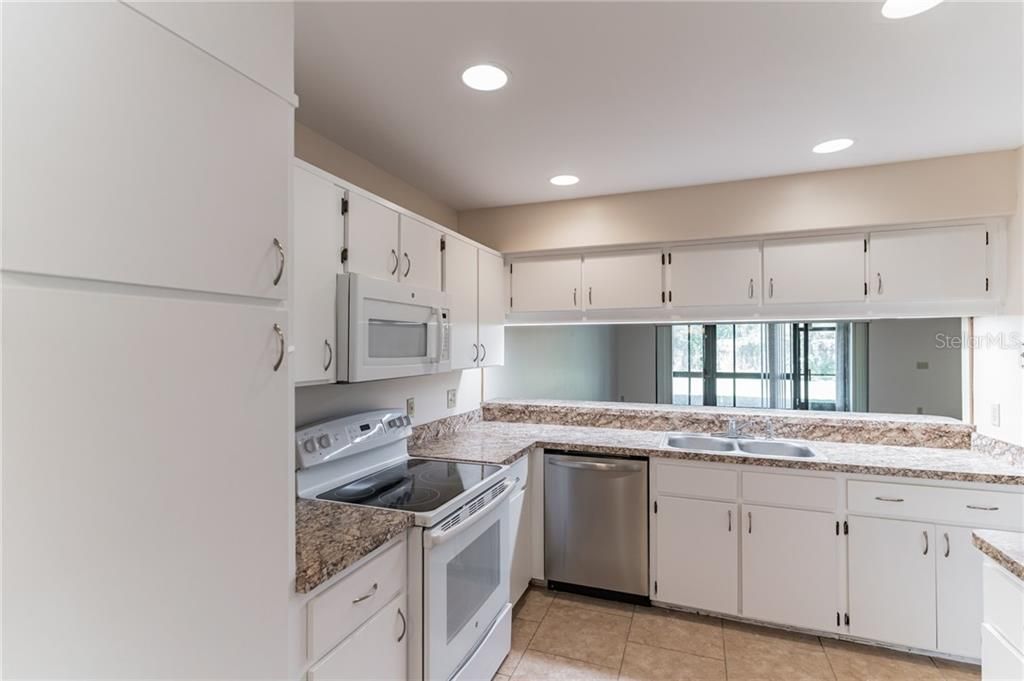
{"left": 583, "top": 250, "right": 664, "bottom": 310}
{"left": 2, "top": 2, "right": 291, "bottom": 299}
{"left": 2, "top": 283, "right": 290, "bottom": 678}
{"left": 848, "top": 516, "right": 936, "bottom": 650}
{"left": 399, "top": 215, "right": 442, "bottom": 291}
{"left": 446, "top": 236, "right": 480, "bottom": 370}
{"left": 655, "top": 496, "right": 738, "bottom": 615}
{"left": 741, "top": 505, "right": 838, "bottom": 631}
{"left": 509, "top": 488, "right": 532, "bottom": 605}
{"left": 308, "top": 594, "right": 407, "bottom": 681}
{"left": 510, "top": 257, "right": 582, "bottom": 312}
{"left": 345, "top": 191, "right": 400, "bottom": 282}
{"left": 293, "top": 166, "right": 342, "bottom": 384}
{"left": 763, "top": 234, "right": 866, "bottom": 305}
{"left": 670, "top": 242, "right": 762, "bottom": 307}
{"left": 478, "top": 250, "right": 507, "bottom": 367}
{"left": 870, "top": 225, "right": 990, "bottom": 302}
{"left": 937, "top": 525, "right": 984, "bottom": 658}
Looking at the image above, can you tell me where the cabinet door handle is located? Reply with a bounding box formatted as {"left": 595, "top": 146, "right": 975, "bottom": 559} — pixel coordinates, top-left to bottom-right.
{"left": 472, "top": 343, "right": 479, "bottom": 363}
{"left": 272, "top": 238, "right": 285, "bottom": 286}
{"left": 352, "top": 583, "right": 378, "bottom": 604}
{"left": 324, "top": 339, "right": 333, "bottom": 371}
{"left": 480, "top": 344, "right": 487, "bottom": 362}
{"left": 397, "top": 607, "right": 407, "bottom": 642}
{"left": 944, "top": 532, "right": 950, "bottom": 558}
{"left": 588, "top": 286, "right": 593, "bottom": 305}
{"left": 768, "top": 278, "right": 774, "bottom": 299}
{"left": 966, "top": 504, "right": 999, "bottom": 511}
{"left": 875, "top": 496, "right": 904, "bottom": 503}
{"left": 273, "top": 323, "right": 285, "bottom": 372}
{"left": 748, "top": 278, "right": 754, "bottom": 299}
{"left": 728, "top": 509, "right": 732, "bottom": 532}
{"left": 747, "top": 511, "right": 752, "bottom": 534}
{"left": 877, "top": 272, "right": 883, "bottom": 295}
{"left": 573, "top": 288, "right": 577, "bottom": 306}
{"left": 922, "top": 531, "right": 929, "bottom": 556}
{"left": 390, "top": 249, "right": 399, "bottom": 275}
{"left": 403, "top": 252, "right": 411, "bottom": 278}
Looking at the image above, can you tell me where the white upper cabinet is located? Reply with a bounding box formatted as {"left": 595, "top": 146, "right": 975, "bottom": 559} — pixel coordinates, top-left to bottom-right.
{"left": 869, "top": 225, "right": 990, "bottom": 302}
{"left": 344, "top": 191, "right": 401, "bottom": 282}
{"left": 583, "top": 251, "right": 664, "bottom": 310}
{"left": 669, "top": 242, "right": 761, "bottom": 307}
{"left": 477, "top": 250, "right": 506, "bottom": 367}
{"left": 124, "top": 1, "right": 295, "bottom": 102}
{"left": 2, "top": 2, "right": 292, "bottom": 299}
{"left": 292, "top": 166, "right": 343, "bottom": 385}
{"left": 763, "top": 234, "right": 866, "bottom": 305}
{"left": 399, "top": 215, "right": 443, "bottom": 291}
{"left": 510, "top": 257, "right": 583, "bottom": 313}
{"left": 446, "top": 236, "right": 481, "bottom": 370}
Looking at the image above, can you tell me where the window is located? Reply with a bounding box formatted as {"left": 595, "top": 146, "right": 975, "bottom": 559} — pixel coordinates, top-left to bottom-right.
{"left": 664, "top": 322, "right": 851, "bottom": 411}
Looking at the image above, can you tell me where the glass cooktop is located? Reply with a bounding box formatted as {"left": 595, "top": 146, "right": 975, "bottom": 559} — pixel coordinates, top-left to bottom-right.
{"left": 317, "top": 458, "right": 503, "bottom": 513}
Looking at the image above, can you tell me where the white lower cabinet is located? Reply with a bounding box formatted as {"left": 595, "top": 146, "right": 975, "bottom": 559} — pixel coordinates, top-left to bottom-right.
{"left": 741, "top": 505, "right": 839, "bottom": 632}
{"left": 509, "top": 457, "right": 533, "bottom": 605}
{"left": 848, "top": 516, "right": 937, "bottom": 650}
{"left": 655, "top": 496, "right": 739, "bottom": 615}
{"left": 308, "top": 594, "right": 407, "bottom": 681}
{"left": 937, "top": 525, "right": 984, "bottom": 658}
{"left": 981, "top": 558, "right": 1024, "bottom": 680}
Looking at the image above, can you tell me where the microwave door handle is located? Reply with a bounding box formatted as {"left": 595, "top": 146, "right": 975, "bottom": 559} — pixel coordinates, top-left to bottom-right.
{"left": 433, "top": 307, "right": 444, "bottom": 364}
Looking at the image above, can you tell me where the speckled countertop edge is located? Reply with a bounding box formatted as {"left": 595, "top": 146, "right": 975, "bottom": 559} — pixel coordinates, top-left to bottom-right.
{"left": 295, "top": 499, "right": 413, "bottom": 594}
{"left": 973, "top": 529, "right": 1024, "bottom": 581}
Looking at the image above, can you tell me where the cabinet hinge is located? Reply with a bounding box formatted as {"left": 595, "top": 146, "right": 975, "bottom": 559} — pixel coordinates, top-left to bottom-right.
{"left": 843, "top": 520, "right": 849, "bottom": 535}
{"left": 985, "top": 277, "right": 990, "bottom": 292}
{"left": 340, "top": 247, "right": 349, "bottom": 264}
{"left": 986, "top": 231, "right": 990, "bottom": 246}
{"left": 653, "top": 500, "right": 658, "bottom": 514}
{"left": 440, "top": 238, "right": 446, "bottom": 252}
{"left": 844, "top": 613, "right": 850, "bottom": 626}
{"left": 341, "top": 197, "right": 349, "bottom": 215}
{"left": 661, "top": 291, "right": 666, "bottom": 303}
{"left": 863, "top": 238, "right": 868, "bottom": 253}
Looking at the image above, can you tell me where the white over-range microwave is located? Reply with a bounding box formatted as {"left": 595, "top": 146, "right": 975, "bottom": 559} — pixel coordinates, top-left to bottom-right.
{"left": 335, "top": 273, "right": 451, "bottom": 382}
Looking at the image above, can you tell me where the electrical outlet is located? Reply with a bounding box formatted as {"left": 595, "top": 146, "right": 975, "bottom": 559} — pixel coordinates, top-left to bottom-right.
{"left": 446, "top": 389, "right": 457, "bottom": 409}
{"left": 991, "top": 403, "right": 1001, "bottom": 427}
{"left": 406, "top": 397, "right": 415, "bottom": 419}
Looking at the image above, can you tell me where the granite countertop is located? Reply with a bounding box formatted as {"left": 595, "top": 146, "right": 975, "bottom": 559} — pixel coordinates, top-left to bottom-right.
{"left": 295, "top": 499, "right": 413, "bottom": 594}
{"left": 973, "top": 529, "right": 1024, "bottom": 581}
{"left": 409, "top": 421, "right": 1024, "bottom": 485}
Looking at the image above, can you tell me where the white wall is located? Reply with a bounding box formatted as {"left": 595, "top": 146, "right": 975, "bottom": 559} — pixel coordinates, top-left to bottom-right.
{"left": 614, "top": 325, "right": 658, "bottom": 403}
{"left": 296, "top": 369, "right": 481, "bottom": 427}
{"left": 867, "top": 318, "right": 964, "bottom": 419}
{"left": 483, "top": 326, "right": 616, "bottom": 401}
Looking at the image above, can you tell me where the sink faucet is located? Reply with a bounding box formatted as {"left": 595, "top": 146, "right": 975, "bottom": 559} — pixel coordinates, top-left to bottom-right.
{"left": 717, "top": 418, "right": 747, "bottom": 439}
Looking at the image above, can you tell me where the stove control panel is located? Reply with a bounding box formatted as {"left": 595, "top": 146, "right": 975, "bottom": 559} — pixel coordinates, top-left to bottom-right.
{"left": 295, "top": 409, "right": 412, "bottom": 470}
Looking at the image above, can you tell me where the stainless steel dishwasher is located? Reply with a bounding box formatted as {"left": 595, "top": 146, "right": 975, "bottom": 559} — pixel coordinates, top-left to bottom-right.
{"left": 544, "top": 451, "right": 649, "bottom": 601}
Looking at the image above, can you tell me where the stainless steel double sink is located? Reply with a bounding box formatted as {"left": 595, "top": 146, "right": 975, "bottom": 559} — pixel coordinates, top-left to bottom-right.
{"left": 662, "top": 433, "right": 820, "bottom": 459}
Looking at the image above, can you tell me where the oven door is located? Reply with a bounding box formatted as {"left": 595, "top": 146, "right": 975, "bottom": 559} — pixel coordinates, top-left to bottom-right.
{"left": 340, "top": 274, "right": 451, "bottom": 382}
{"left": 423, "top": 479, "right": 514, "bottom": 681}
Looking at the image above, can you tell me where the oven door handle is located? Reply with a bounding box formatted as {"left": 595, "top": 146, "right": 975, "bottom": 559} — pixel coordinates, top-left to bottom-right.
{"left": 423, "top": 477, "right": 517, "bottom": 549}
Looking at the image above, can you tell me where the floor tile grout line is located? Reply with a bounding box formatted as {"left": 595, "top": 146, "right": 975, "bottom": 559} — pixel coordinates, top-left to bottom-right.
{"left": 818, "top": 635, "right": 841, "bottom": 681}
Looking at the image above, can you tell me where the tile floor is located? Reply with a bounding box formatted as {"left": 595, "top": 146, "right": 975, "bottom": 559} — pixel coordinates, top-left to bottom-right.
{"left": 493, "top": 587, "right": 981, "bottom": 681}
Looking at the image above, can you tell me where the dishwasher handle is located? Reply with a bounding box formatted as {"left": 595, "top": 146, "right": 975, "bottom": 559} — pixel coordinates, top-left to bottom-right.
{"left": 546, "top": 457, "right": 645, "bottom": 473}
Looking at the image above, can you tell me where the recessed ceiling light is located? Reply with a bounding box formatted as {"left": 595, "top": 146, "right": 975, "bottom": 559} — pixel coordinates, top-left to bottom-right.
{"left": 549, "top": 175, "right": 579, "bottom": 186}
{"left": 461, "top": 64, "right": 508, "bottom": 91}
{"left": 812, "top": 138, "right": 854, "bottom": 154}
{"left": 881, "top": 0, "right": 943, "bottom": 19}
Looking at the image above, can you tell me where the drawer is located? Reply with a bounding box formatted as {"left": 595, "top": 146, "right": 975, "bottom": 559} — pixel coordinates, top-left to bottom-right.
{"left": 742, "top": 471, "right": 837, "bottom": 511}
{"left": 307, "top": 538, "right": 406, "bottom": 661}
{"left": 656, "top": 462, "right": 737, "bottom": 501}
{"left": 984, "top": 558, "right": 1024, "bottom": 653}
{"left": 982, "top": 623, "right": 1024, "bottom": 681}
{"left": 848, "top": 481, "right": 1024, "bottom": 530}
{"left": 309, "top": 593, "right": 407, "bottom": 681}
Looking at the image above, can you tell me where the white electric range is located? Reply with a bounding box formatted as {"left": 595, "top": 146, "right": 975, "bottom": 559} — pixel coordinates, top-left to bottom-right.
{"left": 296, "top": 410, "right": 515, "bottom": 681}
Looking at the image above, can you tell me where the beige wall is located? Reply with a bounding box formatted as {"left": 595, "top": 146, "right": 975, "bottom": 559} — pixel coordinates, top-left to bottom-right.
{"left": 459, "top": 149, "right": 1020, "bottom": 253}
{"left": 295, "top": 122, "right": 459, "bottom": 230}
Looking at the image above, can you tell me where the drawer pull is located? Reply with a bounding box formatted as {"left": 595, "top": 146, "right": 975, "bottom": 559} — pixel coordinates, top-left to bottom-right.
{"left": 397, "top": 607, "right": 407, "bottom": 642}
{"left": 352, "top": 583, "right": 378, "bottom": 604}
{"left": 966, "top": 504, "right": 999, "bottom": 511}
{"left": 923, "top": 531, "right": 929, "bottom": 556}
{"left": 875, "top": 496, "right": 904, "bottom": 503}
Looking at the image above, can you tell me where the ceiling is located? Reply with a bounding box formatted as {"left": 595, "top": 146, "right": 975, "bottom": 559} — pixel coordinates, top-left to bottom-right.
{"left": 295, "top": 2, "right": 1023, "bottom": 211}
